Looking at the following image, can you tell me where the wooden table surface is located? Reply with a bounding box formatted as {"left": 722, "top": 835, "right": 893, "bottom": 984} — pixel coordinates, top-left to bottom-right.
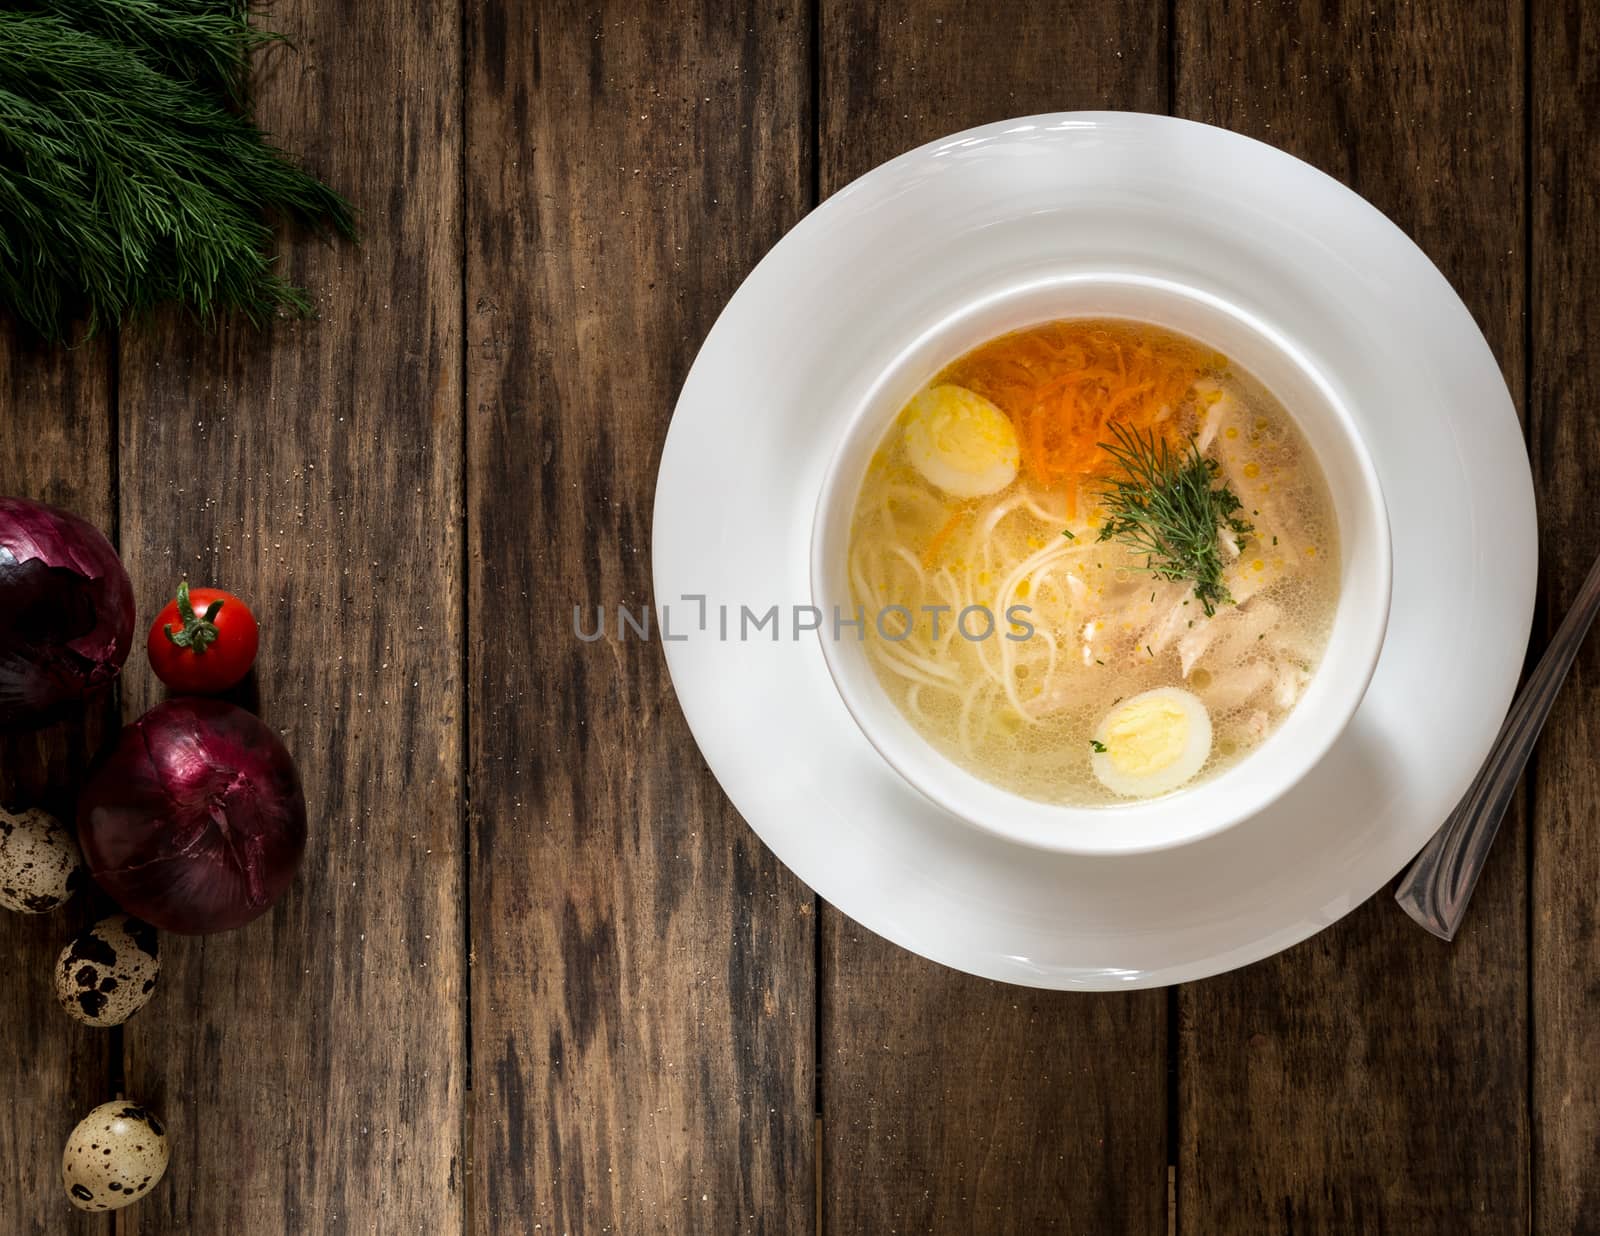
{"left": 1, "top": 1, "right": 1593, "bottom": 1232}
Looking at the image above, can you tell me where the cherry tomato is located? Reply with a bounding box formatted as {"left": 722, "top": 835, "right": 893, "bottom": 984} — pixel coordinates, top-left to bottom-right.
{"left": 146, "top": 580, "right": 259, "bottom": 693}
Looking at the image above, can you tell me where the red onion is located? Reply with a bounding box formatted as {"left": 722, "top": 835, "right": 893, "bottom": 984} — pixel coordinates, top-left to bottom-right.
{"left": 0, "top": 496, "right": 135, "bottom": 729}
{"left": 78, "top": 698, "right": 307, "bottom": 934}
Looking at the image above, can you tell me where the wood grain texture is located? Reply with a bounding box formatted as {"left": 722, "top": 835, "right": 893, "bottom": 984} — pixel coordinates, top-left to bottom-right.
{"left": 0, "top": 5, "right": 1573, "bottom": 1232}
{"left": 817, "top": 5, "right": 1171, "bottom": 1234}
{"left": 0, "top": 334, "right": 115, "bottom": 1236}
{"left": 1531, "top": 3, "right": 1600, "bottom": 1232}
{"left": 464, "top": 4, "right": 815, "bottom": 1233}
{"left": 112, "top": 1, "right": 466, "bottom": 1230}
{"left": 1174, "top": 3, "right": 1529, "bottom": 1232}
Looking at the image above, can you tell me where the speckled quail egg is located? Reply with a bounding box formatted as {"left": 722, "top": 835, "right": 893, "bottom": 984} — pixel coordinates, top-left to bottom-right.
{"left": 62, "top": 1100, "right": 169, "bottom": 1211}
{"left": 55, "top": 914, "right": 160, "bottom": 1027}
{"left": 0, "top": 806, "right": 84, "bottom": 914}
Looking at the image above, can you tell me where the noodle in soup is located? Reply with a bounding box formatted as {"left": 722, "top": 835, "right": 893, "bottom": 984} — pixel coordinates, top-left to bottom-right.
{"left": 847, "top": 318, "right": 1340, "bottom": 805}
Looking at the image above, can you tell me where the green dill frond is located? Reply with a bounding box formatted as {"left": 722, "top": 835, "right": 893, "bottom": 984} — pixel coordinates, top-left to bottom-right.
{"left": 8, "top": 0, "right": 274, "bottom": 105}
{"left": 1092, "top": 423, "right": 1254, "bottom": 617}
{"left": 0, "top": 4, "right": 356, "bottom": 342}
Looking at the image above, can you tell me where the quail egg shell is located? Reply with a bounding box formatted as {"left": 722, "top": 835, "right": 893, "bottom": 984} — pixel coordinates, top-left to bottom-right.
{"left": 62, "top": 1100, "right": 169, "bottom": 1211}
{"left": 56, "top": 914, "right": 160, "bottom": 1027}
{"left": 0, "top": 806, "right": 84, "bottom": 914}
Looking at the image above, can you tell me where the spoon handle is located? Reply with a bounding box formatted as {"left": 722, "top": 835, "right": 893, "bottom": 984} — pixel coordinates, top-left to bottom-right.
{"left": 1395, "top": 552, "right": 1600, "bottom": 940}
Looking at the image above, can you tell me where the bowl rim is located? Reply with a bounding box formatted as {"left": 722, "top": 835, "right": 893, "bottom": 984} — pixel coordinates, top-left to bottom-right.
{"left": 808, "top": 272, "right": 1395, "bottom": 856}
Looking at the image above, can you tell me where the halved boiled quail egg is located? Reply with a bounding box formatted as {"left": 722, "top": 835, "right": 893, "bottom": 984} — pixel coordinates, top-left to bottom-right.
{"left": 901, "top": 384, "right": 1019, "bottom": 498}
{"left": 1091, "top": 686, "right": 1213, "bottom": 799}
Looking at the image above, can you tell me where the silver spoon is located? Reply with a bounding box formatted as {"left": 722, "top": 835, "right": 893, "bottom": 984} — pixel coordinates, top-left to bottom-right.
{"left": 1395, "top": 551, "right": 1600, "bottom": 940}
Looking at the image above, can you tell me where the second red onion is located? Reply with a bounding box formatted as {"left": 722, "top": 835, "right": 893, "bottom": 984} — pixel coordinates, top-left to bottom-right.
{"left": 78, "top": 698, "right": 307, "bottom": 934}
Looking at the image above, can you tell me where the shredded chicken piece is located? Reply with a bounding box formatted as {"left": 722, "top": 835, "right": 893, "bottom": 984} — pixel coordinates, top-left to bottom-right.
{"left": 1139, "top": 583, "right": 1198, "bottom": 656}
{"left": 1198, "top": 660, "right": 1275, "bottom": 710}
{"left": 1272, "top": 661, "right": 1311, "bottom": 710}
{"left": 1179, "top": 600, "right": 1282, "bottom": 676}
{"left": 1209, "top": 425, "right": 1307, "bottom": 563}
{"left": 1193, "top": 379, "right": 1243, "bottom": 452}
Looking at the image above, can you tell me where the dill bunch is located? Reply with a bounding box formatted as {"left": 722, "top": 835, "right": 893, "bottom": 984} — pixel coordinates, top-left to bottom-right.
{"left": 5, "top": 0, "right": 275, "bottom": 103}
{"left": 1094, "top": 423, "right": 1254, "bottom": 616}
{"left": 0, "top": 2, "right": 355, "bottom": 342}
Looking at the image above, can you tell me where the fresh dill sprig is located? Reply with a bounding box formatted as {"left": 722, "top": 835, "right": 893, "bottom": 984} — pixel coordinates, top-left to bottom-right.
{"left": 6, "top": 0, "right": 276, "bottom": 104}
{"left": 0, "top": 4, "right": 356, "bottom": 342}
{"left": 1091, "top": 423, "right": 1253, "bottom": 617}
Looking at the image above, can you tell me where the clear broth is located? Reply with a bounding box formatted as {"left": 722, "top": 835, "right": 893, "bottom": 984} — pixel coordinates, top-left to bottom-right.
{"left": 847, "top": 318, "right": 1341, "bottom": 806}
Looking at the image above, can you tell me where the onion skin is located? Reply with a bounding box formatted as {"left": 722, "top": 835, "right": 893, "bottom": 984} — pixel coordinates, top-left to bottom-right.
{"left": 0, "top": 497, "right": 135, "bottom": 729}
{"left": 78, "top": 698, "right": 307, "bottom": 934}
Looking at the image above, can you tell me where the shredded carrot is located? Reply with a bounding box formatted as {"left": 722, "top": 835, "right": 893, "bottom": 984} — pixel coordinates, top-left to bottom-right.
{"left": 1104, "top": 379, "right": 1155, "bottom": 418}
{"left": 921, "top": 505, "right": 968, "bottom": 567}
{"left": 1027, "top": 405, "right": 1047, "bottom": 484}
{"left": 936, "top": 320, "right": 1213, "bottom": 496}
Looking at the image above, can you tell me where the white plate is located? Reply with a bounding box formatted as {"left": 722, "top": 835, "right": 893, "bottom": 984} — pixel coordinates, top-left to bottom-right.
{"left": 652, "top": 113, "right": 1534, "bottom": 989}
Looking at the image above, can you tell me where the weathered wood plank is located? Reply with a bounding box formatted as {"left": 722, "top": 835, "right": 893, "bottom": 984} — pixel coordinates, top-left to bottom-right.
{"left": 1531, "top": 3, "right": 1600, "bottom": 1232}
{"left": 464, "top": 4, "right": 815, "bottom": 1233}
{"left": 113, "top": 1, "right": 466, "bottom": 1230}
{"left": 1174, "top": 3, "right": 1528, "bottom": 1232}
{"left": 817, "top": 5, "right": 1171, "bottom": 1233}
{"left": 0, "top": 334, "right": 115, "bottom": 1236}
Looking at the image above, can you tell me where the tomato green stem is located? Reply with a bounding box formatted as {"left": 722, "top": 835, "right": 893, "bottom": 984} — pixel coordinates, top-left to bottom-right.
{"left": 163, "top": 579, "right": 223, "bottom": 654}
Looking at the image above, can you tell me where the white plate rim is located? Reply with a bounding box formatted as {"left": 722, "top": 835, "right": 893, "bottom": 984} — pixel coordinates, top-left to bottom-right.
{"left": 651, "top": 111, "right": 1535, "bottom": 990}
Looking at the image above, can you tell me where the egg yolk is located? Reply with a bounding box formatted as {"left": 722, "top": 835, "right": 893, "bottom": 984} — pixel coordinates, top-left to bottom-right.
{"left": 922, "top": 391, "right": 1009, "bottom": 460}
{"left": 1103, "top": 696, "right": 1190, "bottom": 777}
